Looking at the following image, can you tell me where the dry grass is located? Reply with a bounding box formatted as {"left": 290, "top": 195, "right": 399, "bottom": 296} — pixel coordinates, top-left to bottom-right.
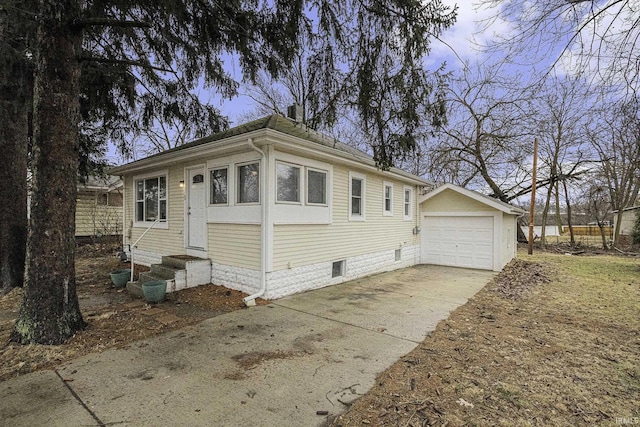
{"left": 333, "top": 250, "right": 640, "bottom": 426}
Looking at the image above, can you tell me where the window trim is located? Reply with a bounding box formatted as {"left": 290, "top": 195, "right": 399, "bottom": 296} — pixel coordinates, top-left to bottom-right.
{"left": 403, "top": 186, "right": 413, "bottom": 221}
{"left": 383, "top": 181, "right": 394, "bottom": 216}
{"left": 306, "top": 167, "right": 328, "bottom": 206}
{"left": 209, "top": 165, "right": 229, "bottom": 206}
{"left": 275, "top": 161, "right": 302, "bottom": 205}
{"left": 236, "top": 161, "right": 260, "bottom": 205}
{"left": 349, "top": 171, "right": 366, "bottom": 221}
{"left": 132, "top": 170, "right": 169, "bottom": 229}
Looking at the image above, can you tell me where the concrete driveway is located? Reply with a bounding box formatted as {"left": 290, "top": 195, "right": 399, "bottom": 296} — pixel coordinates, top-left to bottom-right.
{"left": 0, "top": 265, "right": 494, "bottom": 427}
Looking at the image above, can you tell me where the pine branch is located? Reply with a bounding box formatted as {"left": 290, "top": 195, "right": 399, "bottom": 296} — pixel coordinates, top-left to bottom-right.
{"left": 73, "top": 18, "right": 151, "bottom": 29}
{"left": 78, "top": 56, "right": 172, "bottom": 73}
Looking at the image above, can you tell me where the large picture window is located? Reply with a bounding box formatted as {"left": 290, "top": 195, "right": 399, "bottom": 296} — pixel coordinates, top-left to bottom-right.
{"left": 210, "top": 167, "right": 228, "bottom": 205}
{"left": 135, "top": 175, "right": 167, "bottom": 222}
{"left": 276, "top": 162, "right": 300, "bottom": 203}
{"left": 237, "top": 162, "right": 260, "bottom": 204}
{"left": 307, "top": 169, "right": 327, "bottom": 205}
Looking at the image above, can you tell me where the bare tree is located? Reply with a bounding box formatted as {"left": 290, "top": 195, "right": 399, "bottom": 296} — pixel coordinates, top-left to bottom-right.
{"left": 534, "top": 77, "right": 592, "bottom": 244}
{"left": 582, "top": 183, "right": 611, "bottom": 249}
{"left": 430, "top": 62, "right": 533, "bottom": 201}
{"left": 481, "top": 0, "right": 640, "bottom": 95}
{"left": 587, "top": 99, "right": 640, "bottom": 246}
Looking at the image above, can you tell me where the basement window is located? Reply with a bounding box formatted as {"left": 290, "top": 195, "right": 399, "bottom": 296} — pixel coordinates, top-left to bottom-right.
{"left": 332, "top": 260, "right": 345, "bottom": 278}
{"left": 395, "top": 249, "right": 401, "bottom": 261}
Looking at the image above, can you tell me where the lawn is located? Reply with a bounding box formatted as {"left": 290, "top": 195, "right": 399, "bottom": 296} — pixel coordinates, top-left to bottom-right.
{"left": 333, "top": 250, "right": 640, "bottom": 426}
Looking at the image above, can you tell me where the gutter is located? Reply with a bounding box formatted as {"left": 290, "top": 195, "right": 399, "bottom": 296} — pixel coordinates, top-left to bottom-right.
{"left": 243, "top": 138, "right": 269, "bottom": 306}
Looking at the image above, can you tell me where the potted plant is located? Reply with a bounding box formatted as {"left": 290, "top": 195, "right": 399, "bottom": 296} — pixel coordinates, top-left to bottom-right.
{"left": 110, "top": 269, "right": 131, "bottom": 289}
{"left": 142, "top": 280, "right": 167, "bottom": 303}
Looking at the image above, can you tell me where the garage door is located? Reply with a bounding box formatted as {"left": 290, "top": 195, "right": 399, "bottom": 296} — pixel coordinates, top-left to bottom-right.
{"left": 421, "top": 216, "right": 494, "bottom": 270}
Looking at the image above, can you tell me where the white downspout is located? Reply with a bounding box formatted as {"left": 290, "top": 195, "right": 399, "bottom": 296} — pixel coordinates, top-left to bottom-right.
{"left": 243, "top": 138, "right": 268, "bottom": 306}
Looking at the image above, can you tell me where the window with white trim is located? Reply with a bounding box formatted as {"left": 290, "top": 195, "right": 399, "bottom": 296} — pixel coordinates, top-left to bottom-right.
{"left": 210, "top": 167, "right": 228, "bottom": 205}
{"left": 383, "top": 182, "right": 393, "bottom": 216}
{"left": 276, "top": 162, "right": 301, "bottom": 203}
{"left": 135, "top": 174, "right": 167, "bottom": 223}
{"left": 237, "top": 162, "right": 260, "bottom": 204}
{"left": 307, "top": 168, "right": 327, "bottom": 205}
{"left": 349, "top": 172, "right": 366, "bottom": 220}
{"left": 403, "top": 186, "right": 413, "bottom": 220}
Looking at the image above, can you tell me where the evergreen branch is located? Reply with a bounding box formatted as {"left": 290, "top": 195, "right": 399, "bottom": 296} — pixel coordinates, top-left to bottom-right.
{"left": 78, "top": 56, "right": 172, "bottom": 73}
{"left": 73, "top": 18, "right": 151, "bottom": 29}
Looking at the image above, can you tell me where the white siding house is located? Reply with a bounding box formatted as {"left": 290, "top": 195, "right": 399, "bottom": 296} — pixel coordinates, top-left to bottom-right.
{"left": 110, "top": 115, "right": 523, "bottom": 301}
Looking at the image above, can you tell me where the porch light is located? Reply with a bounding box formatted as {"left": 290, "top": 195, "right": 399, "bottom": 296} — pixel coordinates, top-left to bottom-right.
{"left": 179, "top": 180, "right": 184, "bottom": 188}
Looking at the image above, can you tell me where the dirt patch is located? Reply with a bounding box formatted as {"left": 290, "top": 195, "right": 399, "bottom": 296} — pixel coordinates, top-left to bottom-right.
{"left": 333, "top": 252, "right": 640, "bottom": 426}
{"left": 231, "top": 350, "right": 304, "bottom": 370}
{"left": 0, "top": 245, "right": 266, "bottom": 382}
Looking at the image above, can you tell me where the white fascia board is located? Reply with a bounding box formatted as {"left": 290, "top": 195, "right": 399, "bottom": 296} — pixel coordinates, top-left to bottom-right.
{"left": 108, "top": 129, "right": 270, "bottom": 176}
{"left": 419, "top": 183, "right": 525, "bottom": 215}
{"left": 262, "top": 130, "right": 432, "bottom": 187}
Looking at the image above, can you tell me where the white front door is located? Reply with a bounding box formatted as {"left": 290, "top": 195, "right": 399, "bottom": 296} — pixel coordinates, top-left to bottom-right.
{"left": 187, "top": 166, "right": 206, "bottom": 249}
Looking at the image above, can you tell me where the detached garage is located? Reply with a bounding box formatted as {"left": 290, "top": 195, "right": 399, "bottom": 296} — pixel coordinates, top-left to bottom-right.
{"left": 419, "top": 184, "right": 525, "bottom": 272}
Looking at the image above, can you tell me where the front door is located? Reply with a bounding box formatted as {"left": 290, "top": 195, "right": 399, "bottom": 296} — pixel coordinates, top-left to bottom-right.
{"left": 187, "top": 166, "right": 206, "bottom": 249}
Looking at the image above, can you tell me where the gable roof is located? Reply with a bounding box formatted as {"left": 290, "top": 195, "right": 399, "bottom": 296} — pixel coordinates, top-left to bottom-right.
{"left": 419, "top": 183, "right": 525, "bottom": 215}
{"left": 109, "top": 114, "right": 431, "bottom": 186}
{"left": 78, "top": 174, "right": 123, "bottom": 192}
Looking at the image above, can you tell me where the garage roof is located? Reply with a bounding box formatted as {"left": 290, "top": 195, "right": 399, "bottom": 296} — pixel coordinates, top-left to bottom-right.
{"left": 420, "top": 184, "right": 525, "bottom": 215}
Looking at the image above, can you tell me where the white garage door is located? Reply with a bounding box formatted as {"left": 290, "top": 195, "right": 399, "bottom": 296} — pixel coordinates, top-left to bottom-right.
{"left": 421, "top": 216, "right": 494, "bottom": 270}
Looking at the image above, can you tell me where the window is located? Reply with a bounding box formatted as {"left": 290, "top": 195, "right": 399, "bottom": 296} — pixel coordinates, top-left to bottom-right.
{"left": 404, "top": 187, "right": 413, "bottom": 220}
{"left": 307, "top": 169, "right": 327, "bottom": 205}
{"left": 332, "top": 260, "right": 345, "bottom": 278}
{"left": 276, "top": 162, "right": 300, "bottom": 203}
{"left": 237, "top": 162, "right": 259, "bottom": 204}
{"left": 383, "top": 182, "right": 393, "bottom": 216}
{"left": 210, "top": 168, "right": 228, "bottom": 205}
{"left": 349, "top": 172, "right": 366, "bottom": 220}
{"left": 135, "top": 174, "right": 167, "bottom": 223}
{"left": 395, "top": 249, "right": 402, "bottom": 261}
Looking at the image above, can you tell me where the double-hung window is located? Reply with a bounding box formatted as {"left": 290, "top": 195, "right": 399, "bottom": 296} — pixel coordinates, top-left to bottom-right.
{"left": 383, "top": 182, "right": 393, "bottom": 216}
{"left": 237, "top": 162, "right": 260, "bottom": 204}
{"left": 404, "top": 187, "right": 413, "bottom": 220}
{"left": 349, "top": 172, "right": 366, "bottom": 220}
{"left": 135, "top": 174, "right": 167, "bottom": 223}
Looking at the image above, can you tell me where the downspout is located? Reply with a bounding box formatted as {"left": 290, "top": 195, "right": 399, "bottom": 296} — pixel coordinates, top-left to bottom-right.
{"left": 243, "top": 138, "right": 268, "bottom": 306}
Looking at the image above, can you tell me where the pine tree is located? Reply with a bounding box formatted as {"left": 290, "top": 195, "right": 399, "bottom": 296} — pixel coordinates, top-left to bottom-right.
{"left": 11, "top": 0, "right": 456, "bottom": 344}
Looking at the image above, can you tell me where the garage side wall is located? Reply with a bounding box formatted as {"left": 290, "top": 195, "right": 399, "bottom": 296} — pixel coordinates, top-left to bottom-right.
{"left": 501, "top": 213, "right": 517, "bottom": 268}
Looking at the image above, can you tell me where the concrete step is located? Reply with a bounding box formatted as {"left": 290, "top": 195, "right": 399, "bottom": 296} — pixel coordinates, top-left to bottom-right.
{"left": 139, "top": 271, "right": 169, "bottom": 284}
{"left": 162, "top": 255, "right": 209, "bottom": 270}
{"left": 149, "top": 263, "right": 182, "bottom": 280}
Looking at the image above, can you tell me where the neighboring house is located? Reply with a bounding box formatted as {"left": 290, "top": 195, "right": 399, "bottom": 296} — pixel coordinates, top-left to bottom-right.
{"left": 76, "top": 176, "right": 123, "bottom": 240}
{"left": 109, "top": 114, "right": 523, "bottom": 301}
{"left": 613, "top": 206, "right": 640, "bottom": 235}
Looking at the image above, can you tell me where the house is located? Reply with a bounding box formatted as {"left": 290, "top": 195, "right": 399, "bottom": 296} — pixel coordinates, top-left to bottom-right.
{"left": 76, "top": 175, "right": 123, "bottom": 240}
{"left": 613, "top": 206, "right": 640, "bottom": 235}
{"left": 109, "top": 114, "right": 523, "bottom": 303}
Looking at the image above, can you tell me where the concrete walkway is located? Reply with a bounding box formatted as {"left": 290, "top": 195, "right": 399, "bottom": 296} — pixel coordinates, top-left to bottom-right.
{"left": 0, "top": 265, "right": 494, "bottom": 427}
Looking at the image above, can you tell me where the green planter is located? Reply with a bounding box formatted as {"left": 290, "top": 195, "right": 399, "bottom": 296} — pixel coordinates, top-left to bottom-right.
{"left": 142, "top": 280, "right": 167, "bottom": 303}
{"left": 110, "top": 269, "right": 131, "bottom": 289}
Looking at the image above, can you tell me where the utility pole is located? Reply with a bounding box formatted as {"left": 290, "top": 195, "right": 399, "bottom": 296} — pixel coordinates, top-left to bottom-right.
{"left": 528, "top": 137, "right": 539, "bottom": 255}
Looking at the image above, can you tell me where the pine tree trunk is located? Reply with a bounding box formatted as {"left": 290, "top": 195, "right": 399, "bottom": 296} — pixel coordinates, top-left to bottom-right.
{"left": 0, "top": 5, "right": 29, "bottom": 295}
{"left": 12, "top": 0, "right": 85, "bottom": 344}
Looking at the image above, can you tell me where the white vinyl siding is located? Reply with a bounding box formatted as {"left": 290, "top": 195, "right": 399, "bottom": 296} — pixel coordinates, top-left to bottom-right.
{"left": 273, "top": 165, "right": 418, "bottom": 270}
{"left": 208, "top": 223, "right": 261, "bottom": 269}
